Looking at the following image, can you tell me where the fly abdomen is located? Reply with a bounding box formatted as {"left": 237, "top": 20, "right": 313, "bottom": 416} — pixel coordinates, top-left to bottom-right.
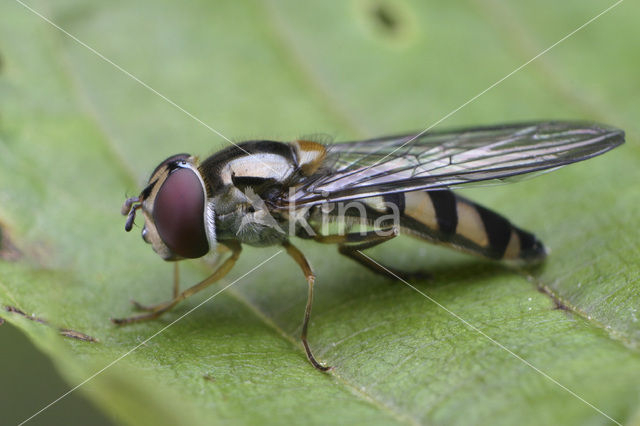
{"left": 397, "top": 190, "right": 546, "bottom": 262}
{"left": 470, "top": 202, "right": 546, "bottom": 262}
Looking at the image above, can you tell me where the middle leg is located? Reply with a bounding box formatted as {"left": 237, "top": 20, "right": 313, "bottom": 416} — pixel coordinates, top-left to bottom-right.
{"left": 283, "top": 240, "right": 331, "bottom": 372}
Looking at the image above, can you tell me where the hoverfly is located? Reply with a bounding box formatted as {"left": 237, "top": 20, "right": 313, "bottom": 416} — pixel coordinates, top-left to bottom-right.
{"left": 115, "top": 121, "right": 623, "bottom": 371}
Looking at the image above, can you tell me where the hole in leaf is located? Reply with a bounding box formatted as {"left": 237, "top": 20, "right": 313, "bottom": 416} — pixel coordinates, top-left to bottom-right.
{"left": 355, "top": 0, "right": 417, "bottom": 47}
{"left": 372, "top": 3, "right": 399, "bottom": 32}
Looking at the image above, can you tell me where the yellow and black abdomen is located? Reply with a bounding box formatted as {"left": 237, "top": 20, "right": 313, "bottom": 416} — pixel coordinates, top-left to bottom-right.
{"left": 390, "top": 190, "right": 546, "bottom": 262}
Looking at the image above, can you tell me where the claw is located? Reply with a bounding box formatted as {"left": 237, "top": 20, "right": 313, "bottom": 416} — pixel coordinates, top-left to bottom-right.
{"left": 111, "top": 316, "right": 132, "bottom": 325}
{"left": 131, "top": 299, "right": 154, "bottom": 312}
{"left": 111, "top": 311, "right": 160, "bottom": 325}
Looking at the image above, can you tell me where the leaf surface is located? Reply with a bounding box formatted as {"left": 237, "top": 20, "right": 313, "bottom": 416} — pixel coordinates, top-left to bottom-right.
{"left": 1, "top": 1, "right": 639, "bottom": 425}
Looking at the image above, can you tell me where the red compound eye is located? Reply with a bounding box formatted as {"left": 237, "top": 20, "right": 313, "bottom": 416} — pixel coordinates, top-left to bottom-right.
{"left": 153, "top": 168, "right": 209, "bottom": 258}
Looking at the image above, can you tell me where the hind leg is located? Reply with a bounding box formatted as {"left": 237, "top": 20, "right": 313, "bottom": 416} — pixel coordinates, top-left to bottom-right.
{"left": 314, "top": 228, "right": 430, "bottom": 281}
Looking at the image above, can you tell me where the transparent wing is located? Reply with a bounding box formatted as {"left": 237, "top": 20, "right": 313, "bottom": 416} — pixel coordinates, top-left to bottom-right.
{"left": 281, "top": 121, "right": 623, "bottom": 206}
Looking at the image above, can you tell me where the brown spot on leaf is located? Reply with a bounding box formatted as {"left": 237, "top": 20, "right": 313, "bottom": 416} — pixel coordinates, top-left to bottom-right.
{"left": 553, "top": 300, "right": 570, "bottom": 311}
{"left": 203, "top": 374, "right": 216, "bottom": 382}
{"left": 5, "top": 305, "right": 97, "bottom": 342}
{"left": 59, "top": 328, "right": 99, "bottom": 342}
{"left": 356, "top": 0, "right": 417, "bottom": 47}
{"left": 372, "top": 3, "right": 399, "bottom": 32}
{"left": 5, "top": 305, "right": 46, "bottom": 324}
{"left": 5, "top": 305, "right": 24, "bottom": 315}
{"left": 537, "top": 286, "right": 573, "bottom": 312}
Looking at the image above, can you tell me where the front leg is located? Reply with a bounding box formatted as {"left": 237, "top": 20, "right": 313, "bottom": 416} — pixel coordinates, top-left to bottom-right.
{"left": 112, "top": 241, "right": 242, "bottom": 325}
{"left": 133, "top": 262, "right": 182, "bottom": 311}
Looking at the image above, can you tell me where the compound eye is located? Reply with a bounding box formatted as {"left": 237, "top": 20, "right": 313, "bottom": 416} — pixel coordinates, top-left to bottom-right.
{"left": 153, "top": 168, "right": 209, "bottom": 258}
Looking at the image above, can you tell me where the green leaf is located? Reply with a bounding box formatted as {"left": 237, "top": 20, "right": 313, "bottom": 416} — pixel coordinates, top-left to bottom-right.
{"left": 1, "top": 0, "right": 639, "bottom": 425}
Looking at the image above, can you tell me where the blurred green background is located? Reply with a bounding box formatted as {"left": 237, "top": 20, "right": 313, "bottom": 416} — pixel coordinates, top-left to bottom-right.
{"left": 1, "top": 0, "right": 639, "bottom": 425}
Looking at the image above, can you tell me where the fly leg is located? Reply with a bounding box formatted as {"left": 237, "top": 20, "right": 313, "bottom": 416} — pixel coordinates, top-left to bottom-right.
{"left": 315, "top": 228, "right": 431, "bottom": 281}
{"left": 283, "top": 240, "right": 331, "bottom": 372}
{"left": 112, "top": 241, "right": 242, "bottom": 325}
{"left": 133, "top": 262, "right": 181, "bottom": 311}
{"left": 173, "top": 262, "right": 180, "bottom": 298}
